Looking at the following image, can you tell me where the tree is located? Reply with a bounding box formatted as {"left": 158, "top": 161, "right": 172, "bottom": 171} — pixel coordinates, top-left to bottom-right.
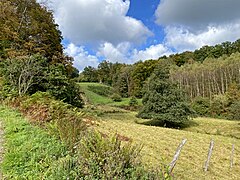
{"left": 138, "top": 62, "right": 193, "bottom": 127}
{"left": 1, "top": 55, "right": 45, "bottom": 96}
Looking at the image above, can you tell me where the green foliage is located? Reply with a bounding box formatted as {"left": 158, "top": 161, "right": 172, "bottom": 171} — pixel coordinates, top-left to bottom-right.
{"left": 0, "top": 106, "right": 68, "bottom": 179}
{"left": 0, "top": 0, "right": 64, "bottom": 62}
{"left": 87, "top": 84, "right": 113, "bottom": 97}
{"left": 228, "top": 101, "right": 240, "bottom": 120}
{"left": 79, "top": 66, "right": 98, "bottom": 82}
{"left": 129, "top": 96, "right": 138, "bottom": 107}
{"left": 210, "top": 94, "right": 229, "bottom": 118}
{"left": 138, "top": 63, "right": 193, "bottom": 127}
{"left": 0, "top": 55, "right": 46, "bottom": 96}
{"left": 191, "top": 97, "right": 210, "bottom": 116}
{"left": 111, "top": 93, "right": 122, "bottom": 102}
{"left": 17, "top": 92, "right": 87, "bottom": 149}
{"left": 76, "top": 131, "right": 166, "bottom": 179}
{"left": 43, "top": 64, "right": 84, "bottom": 108}
{"left": 131, "top": 60, "right": 159, "bottom": 98}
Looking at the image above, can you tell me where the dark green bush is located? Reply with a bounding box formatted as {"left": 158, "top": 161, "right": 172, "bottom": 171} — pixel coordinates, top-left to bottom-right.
{"left": 129, "top": 96, "right": 138, "bottom": 107}
{"left": 210, "top": 94, "right": 229, "bottom": 118}
{"left": 191, "top": 96, "right": 210, "bottom": 116}
{"left": 111, "top": 93, "right": 122, "bottom": 102}
{"left": 43, "top": 64, "right": 84, "bottom": 108}
{"left": 87, "top": 85, "right": 113, "bottom": 97}
{"left": 227, "top": 101, "right": 240, "bottom": 120}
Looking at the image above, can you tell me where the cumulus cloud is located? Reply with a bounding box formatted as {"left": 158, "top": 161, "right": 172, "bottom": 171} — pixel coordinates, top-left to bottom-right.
{"left": 155, "top": 0, "right": 240, "bottom": 29}
{"left": 97, "top": 42, "right": 172, "bottom": 63}
{"left": 155, "top": 0, "right": 240, "bottom": 51}
{"left": 165, "top": 23, "right": 240, "bottom": 52}
{"left": 132, "top": 44, "right": 172, "bottom": 61}
{"left": 97, "top": 42, "right": 132, "bottom": 63}
{"left": 52, "top": 0, "right": 152, "bottom": 45}
{"left": 65, "top": 43, "right": 99, "bottom": 71}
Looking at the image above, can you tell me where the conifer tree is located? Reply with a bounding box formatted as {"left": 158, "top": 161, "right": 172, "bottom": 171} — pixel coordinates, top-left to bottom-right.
{"left": 138, "top": 62, "right": 193, "bottom": 127}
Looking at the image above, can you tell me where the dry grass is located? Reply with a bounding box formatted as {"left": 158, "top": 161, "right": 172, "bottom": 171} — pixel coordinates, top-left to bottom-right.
{"left": 96, "top": 112, "right": 240, "bottom": 180}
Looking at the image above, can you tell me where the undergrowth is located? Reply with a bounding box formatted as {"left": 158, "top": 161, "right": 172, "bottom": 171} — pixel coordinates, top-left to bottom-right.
{"left": 0, "top": 93, "right": 171, "bottom": 179}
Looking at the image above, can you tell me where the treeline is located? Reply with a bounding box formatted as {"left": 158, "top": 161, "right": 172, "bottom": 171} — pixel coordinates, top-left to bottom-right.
{"left": 0, "top": 0, "right": 82, "bottom": 106}
{"left": 80, "top": 39, "right": 240, "bottom": 99}
{"left": 171, "top": 53, "right": 240, "bottom": 100}
{"left": 80, "top": 40, "right": 240, "bottom": 120}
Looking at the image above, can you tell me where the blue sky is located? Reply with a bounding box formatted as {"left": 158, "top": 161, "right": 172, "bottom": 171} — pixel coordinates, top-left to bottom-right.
{"left": 49, "top": 0, "right": 240, "bottom": 71}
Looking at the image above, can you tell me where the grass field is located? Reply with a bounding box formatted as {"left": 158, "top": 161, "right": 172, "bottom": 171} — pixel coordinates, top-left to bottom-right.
{"left": 80, "top": 82, "right": 240, "bottom": 179}
{"left": 96, "top": 112, "right": 240, "bottom": 179}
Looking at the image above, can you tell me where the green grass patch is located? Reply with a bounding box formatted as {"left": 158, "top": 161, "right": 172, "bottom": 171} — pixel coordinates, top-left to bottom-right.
{"left": 96, "top": 111, "right": 240, "bottom": 179}
{"left": 79, "top": 83, "right": 142, "bottom": 107}
{"left": 0, "top": 106, "right": 68, "bottom": 179}
{"left": 79, "top": 83, "right": 113, "bottom": 105}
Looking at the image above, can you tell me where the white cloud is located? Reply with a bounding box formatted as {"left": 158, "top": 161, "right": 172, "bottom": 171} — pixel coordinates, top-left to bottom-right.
{"left": 52, "top": 0, "right": 152, "bottom": 45}
{"left": 97, "top": 42, "right": 172, "bottom": 63}
{"left": 155, "top": 0, "right": 240, "bottom": 30}
{"left": 155, "top": 0, "right": 240, "bottom": 52}
{"left": 164, "top": 23, "right": 240, "bottom": 52}
{"left": 65, "top": 43, "right": 99, "bottom": 71}
{"left": 132, "top": 44, "right": 172, "bottom": 61}
{"left": 97, "top": 42, "right": 131, "bottom": 63}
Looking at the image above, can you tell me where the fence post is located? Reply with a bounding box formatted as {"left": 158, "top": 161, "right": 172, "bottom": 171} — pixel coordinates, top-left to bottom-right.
{"left": 204, "top": 140, "right": 214, "bottom": 172}
{"left": 169, "top": 139, "right": 187, "bottom": 174}
{"left": 230, "top": 144, "right": 234, "bottom": 169}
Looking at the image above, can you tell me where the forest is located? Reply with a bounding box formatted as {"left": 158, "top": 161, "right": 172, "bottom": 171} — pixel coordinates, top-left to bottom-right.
{"left": 0, "top": 0, "right": 240, "bottom": 179}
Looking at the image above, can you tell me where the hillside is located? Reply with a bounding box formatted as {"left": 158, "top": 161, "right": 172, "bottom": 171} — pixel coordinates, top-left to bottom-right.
{"left": 80, "top": 83, "right": 240, "bottom": 179}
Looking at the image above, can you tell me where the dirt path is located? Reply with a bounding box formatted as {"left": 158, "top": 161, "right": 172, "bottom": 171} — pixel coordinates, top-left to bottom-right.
{"left": 0, "top": 120, "right": 3, "bottom": 179}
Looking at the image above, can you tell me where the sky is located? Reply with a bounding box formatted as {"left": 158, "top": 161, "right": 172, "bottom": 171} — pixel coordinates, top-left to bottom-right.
{"left": 46, "top": 0, "right": 240, "bottom": 71}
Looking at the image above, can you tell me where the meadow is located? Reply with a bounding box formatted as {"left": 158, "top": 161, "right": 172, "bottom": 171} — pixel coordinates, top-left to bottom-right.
{"left": 80, "top": 83, "right": 240, "bottom": 179}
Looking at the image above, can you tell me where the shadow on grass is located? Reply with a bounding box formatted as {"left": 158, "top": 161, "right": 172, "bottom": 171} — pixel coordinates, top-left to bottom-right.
{"left": 135, "top": 118, "right": 199, "bottom": 129}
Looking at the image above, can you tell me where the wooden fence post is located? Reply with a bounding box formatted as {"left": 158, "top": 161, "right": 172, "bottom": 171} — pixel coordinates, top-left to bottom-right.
{"left": 230, "top": 144, "right": 234, "bottom": 169}
{"left": 204, "top": 140, "right": 214, "bottom": 172}
{"left": 169, "top": 139, "right": 187, "bottom": 174}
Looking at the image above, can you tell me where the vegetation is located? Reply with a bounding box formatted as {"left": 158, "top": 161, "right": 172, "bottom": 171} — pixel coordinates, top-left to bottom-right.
{"left": 97, "top": 111, "right": 240, "bottom": 180}
{"left": 0, "top": 106, "right": 68, "bottom": 179}
{"left": 1, "top": 0, "right": 240, "bottom": 179}
{"left": 138, "top": 63, "right": 193, "bottom": 127}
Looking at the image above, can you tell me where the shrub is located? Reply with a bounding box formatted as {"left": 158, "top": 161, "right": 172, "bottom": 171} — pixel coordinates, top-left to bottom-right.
{"left": 111, "top": 93, "right": 122, "bottom": 102}
{"left": 210, "top": 94, "right": 229, "bottom": 118}
{"left": 191, "top": 96, "right": 210, "bottom": 116}
{"left": 129, "top": 96, "right": 138, "bottom": 107}
{"left": 227, "top": 101, "right": 240, "bottom": 120}
{"left": 76, "top": 131, "right": 167, "bottom": 179}
{"left": 14, "top": 92, "right": 87, "bottom": 150}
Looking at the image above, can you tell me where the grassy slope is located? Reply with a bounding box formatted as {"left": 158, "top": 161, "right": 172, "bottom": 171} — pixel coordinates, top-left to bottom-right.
{"left": 96, "top": 112, "right": 240, "bottom": 180}
{"left": 0, "top": 106, "right": 67, "bottom": 179}
{"left": 79, "top": 82, "right": 113, "bottom": 105}
{"left": 81, "top": 82, "right": 240, "bottom": 179}
{"left": 79, "top": 82, "right": 142, "bottom": 106}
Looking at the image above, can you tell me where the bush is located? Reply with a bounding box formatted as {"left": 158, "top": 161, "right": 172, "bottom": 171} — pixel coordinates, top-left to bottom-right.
{"left": 111, "top": 93, "right": 122, "bottom": 102}
{"left": 43, "top": 64, "right": 84, "bottom": 108}
{"left": 14, "top": 92, "right": 87, "bottom": 150}
{"left": 191, "top": 96, "right": 210, "bottom": 116}
{"left": 210, "top": 94, "right": 229, "bottom": 118}
{"left": 129, "top": 96, "right": 138, "bottom": 107}
{"left": 228, "top": 101, "right": 240, "bottom": 120}
{"left": 76, "top": 131, "right": 168, "bottom": 179}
